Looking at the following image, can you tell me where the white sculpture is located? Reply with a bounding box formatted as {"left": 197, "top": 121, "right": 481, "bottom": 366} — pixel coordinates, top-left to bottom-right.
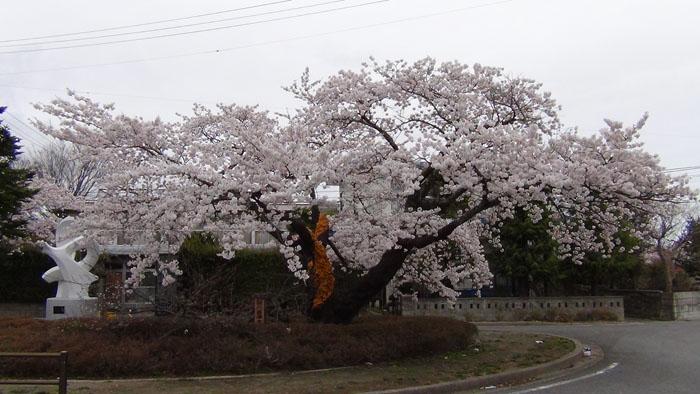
{"left": 41, "top": 217, "right": 101, "bottom": 319}
{"left": 40, "top": 237, "right": 99, "bottom": 299}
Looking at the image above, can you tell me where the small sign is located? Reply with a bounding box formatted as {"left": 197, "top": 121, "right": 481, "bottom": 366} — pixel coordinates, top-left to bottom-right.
{"left": 254, "top": 296, "right": 265, "bottom": 324}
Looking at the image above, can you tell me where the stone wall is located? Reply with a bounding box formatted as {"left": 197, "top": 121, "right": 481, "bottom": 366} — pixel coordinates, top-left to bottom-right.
{"left": 671, "top": 292, "right": 700, "bottom": 320}
{"left": 606, "top": 289, "right": 668, "bottom": 320}
{"left": 401, "top": 296, "right": 625, "bottom": 321}
{"left": 605, "top": 290, "right": 700, "bottom": 320}
{"left": 0, "top": 303, "right": 44, "bottom": 318}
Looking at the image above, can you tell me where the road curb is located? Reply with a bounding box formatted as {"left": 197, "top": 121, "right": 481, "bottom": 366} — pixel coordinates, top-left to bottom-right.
{"left": 68, "top": 366, "right": 357, "bottom": 383}
{"left": 366, "top": 334, "right": 586, "bottom": 394}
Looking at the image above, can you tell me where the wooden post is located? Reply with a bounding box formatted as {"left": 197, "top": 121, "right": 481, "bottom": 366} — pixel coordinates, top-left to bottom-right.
{"left": 254, "top": 295, "right": 265, "bottom": 324}
{"left": 58, "top": 351, "right": 68, "bottom": 394}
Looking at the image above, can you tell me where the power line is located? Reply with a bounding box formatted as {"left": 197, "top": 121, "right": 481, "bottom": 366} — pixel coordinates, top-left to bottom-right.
{"left": 0, "top": 83, "right": 219, "bottom": 105}
{"left": 663, "top": 166, "right": 700, "bottom": 173}
{"left": 2, "top": 120, "right": 41, "bottom": 145}
{"left": 0, "top": 0, "right": 515, "bottom": 76}
{"left": 3, "top": 111, "right": 54, "bottom": 147}
{"left": 2, "top": 119, "right": 49, "bottom": 149}
{"left": 0, "top": 0, "right": 348, "bottom": 49}
{"left": 0, "top": 0, "right": 291, "bottom": 44}
{"left": 5, "top": 125, "right": 51, "bottom": 149}
{"left": 5, "top": 112, "right": 40, "bottom": 134}
{"left": 0, "top": 84, "right": 304, "bottom": 115}
{"left": 0, "top": 0, "right": 389, "bottom": 55}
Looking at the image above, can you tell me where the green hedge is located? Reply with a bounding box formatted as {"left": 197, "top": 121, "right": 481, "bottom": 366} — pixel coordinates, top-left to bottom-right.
{"left": 0, "top": 244, "right": 55, "bottom": 303}
{"left": 175, "top": 233, "right": 307, "bottom": 318}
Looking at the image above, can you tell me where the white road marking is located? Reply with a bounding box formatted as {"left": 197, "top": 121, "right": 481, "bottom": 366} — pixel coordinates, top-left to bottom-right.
{"left": 510, "top": 362, "right": 619, "bottom": 393}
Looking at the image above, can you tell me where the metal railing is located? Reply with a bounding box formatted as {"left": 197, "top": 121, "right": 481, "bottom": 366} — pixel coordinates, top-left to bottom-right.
{"left": 0, "top": 351, "right": 68, "bottom": 394}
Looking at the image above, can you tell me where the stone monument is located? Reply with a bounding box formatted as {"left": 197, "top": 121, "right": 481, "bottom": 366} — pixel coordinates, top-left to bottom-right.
{"left": 41, "top": 217, "right": 101, "bottom": 319}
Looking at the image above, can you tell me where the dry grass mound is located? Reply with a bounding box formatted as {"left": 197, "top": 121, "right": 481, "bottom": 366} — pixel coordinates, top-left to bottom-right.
{"left": 0, "top": 316, "right": 477, "bottom": 378}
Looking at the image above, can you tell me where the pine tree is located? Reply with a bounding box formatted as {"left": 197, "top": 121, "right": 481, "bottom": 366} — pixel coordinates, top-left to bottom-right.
{"left": 0, "top": 106, "right": 37, "bottom": 240}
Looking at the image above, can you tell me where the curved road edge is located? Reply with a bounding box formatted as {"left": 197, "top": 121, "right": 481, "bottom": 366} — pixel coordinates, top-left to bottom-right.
{"left": 366, "top": 333, "right": 600, "bottom": 394}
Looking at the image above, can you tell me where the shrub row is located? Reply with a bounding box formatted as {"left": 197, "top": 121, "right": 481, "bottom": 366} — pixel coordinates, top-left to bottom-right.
{"left": 0, "top": 316, "right": 477, "bottom": 378}
{"left": 0, "top": 244, "right": 55, "bottom": 303}
{"left": 174, "top": 234, "right": 307, "bottom": 319}
{"left": 521, "top": 308, "right": 618, "bottom": 322}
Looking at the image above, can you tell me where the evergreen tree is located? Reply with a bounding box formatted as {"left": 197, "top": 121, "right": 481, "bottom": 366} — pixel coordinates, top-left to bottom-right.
{"left": 488, "top": 211, "right": 644, "bottom": 296}
{"left": 486, "top": 208, "right": 561, "bottom": 296}
{"left": 0, "top": 106, "right": 37, "bottom": 240}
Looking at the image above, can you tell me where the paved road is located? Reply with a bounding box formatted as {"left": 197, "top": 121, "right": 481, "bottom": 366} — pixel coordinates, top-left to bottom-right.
{"left": 479, "top": 320, "right": 700, "bottom": 394}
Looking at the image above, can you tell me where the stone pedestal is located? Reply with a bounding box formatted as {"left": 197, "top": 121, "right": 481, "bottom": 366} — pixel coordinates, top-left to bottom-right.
{"left": 45, "top": 297, "right": 99, "bottom": 320}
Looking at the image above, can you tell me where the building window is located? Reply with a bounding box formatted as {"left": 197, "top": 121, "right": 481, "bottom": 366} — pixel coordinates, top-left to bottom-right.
{"left": 125, "top": 270, "right": 157, "bottom": 305}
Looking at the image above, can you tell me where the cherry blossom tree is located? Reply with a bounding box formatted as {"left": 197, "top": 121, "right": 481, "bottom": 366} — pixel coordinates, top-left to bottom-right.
{"left": 648, "top": 204, "right": 698, "bottom": 292}
{"left": 32, "top": 59, "right": 691, "bottom": 323}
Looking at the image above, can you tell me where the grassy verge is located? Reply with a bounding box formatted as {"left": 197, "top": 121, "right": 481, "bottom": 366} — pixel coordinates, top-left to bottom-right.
{"left": 1, "top": 331, "right": 574, "bottom": 394}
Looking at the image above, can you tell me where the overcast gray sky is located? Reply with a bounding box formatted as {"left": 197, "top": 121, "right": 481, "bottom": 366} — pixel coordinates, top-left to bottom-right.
{"left": 1, "top": 0, "right": 699, "bottom": 190}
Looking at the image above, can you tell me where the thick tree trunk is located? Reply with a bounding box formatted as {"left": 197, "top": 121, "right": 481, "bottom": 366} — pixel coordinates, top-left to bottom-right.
{"left": 663, "top": 256, "right": 674, "bottom": 294}
{"left": 310, "top": 248, "right": 408, "bottom": 324}
{"left": 657, "top": 246, "right": 674, "bottom": 294}
{"left": 296, "top": 197, "right": 497, "bottom": 324}
{"left": 590, "top": 265, "right": 598, "bottom": 296}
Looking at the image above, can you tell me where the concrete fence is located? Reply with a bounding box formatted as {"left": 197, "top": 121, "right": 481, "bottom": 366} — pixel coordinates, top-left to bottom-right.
{"left": 605, "top": 290, "right": 700, "bottom": 320}
{"left": 670, "top": 292, "right": 700, "bottom": 320}
{"left": 401, "top": 296, "right": 625, "bottom": 321}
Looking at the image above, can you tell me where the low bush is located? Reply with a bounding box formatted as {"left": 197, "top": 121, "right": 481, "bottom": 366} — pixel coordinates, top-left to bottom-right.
{"left": 524, "top": 308, "right": 618, "bottom": 322}
{"left": 522, "top": 310, "right": 543, "bottom": 321}
{"left": 543, "top": 308, "right": 573, "bottom": 322}
{"left": 576, "top": 309, "right": 619, "bottom": 322}
{"left": 0, "top": 316, "right": 477, "bottom": 378}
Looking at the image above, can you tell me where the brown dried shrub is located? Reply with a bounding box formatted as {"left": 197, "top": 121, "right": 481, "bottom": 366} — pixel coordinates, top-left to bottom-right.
{"left": 538, "top": 308, "right": 573, "bottom": 322}
{"left": 0, "top": 316, "right": 477, "bottom": 378}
